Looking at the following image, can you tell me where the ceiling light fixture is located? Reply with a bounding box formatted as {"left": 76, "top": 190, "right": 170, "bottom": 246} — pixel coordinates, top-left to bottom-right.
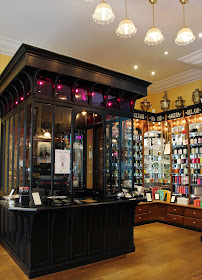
{"left": 199, "top": 33, "right": 202, "bottom": 38}
{"left": 151, "top": 71, "right": 155, "bottom": 75}
{"left": 92, "top": 0, "right": 115, "bottom": 25}
{"left": 134, "top": 65, "right": 138, "bottom": 69}
{"left": 164, "top": 51, "right": 168, "bottom": 55}
{"left": 144, "top": 0, "right": 164, "bottom": 45}
{"left": 175, "top": 0, "right": 195, "bottom": 45}
{"left": 116, "top": 0, "right": 137, "bottom": 38}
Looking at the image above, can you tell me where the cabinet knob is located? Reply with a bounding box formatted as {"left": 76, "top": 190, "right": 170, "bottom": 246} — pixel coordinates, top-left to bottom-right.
{"left": 149, "top": 211, "right": 151, "bottom": 214}
{"left": 174, "top": 218, "right": 176, "bottom": 220}
{"left": 194, "top": 212, "right": 196, "bottom": 215}
{"left": 193, "top": 222, "right": 196, "bottom": 224}
{"left": 139, "top": 209, "right": 141, "bottom": 211}
{"left": 174, "top": 209, "right": 176, "bottom": 211}
{"left": 139, "top": 217, "right": 141, "bottom": 219}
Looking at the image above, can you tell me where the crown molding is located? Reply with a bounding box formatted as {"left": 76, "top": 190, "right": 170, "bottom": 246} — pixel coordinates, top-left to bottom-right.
{"left": 0, "top": 36, "right": 21, "bottom": 56}
{"left": 148, "top": 69, "right": 202, "bottom": 94}
{"left": 178, "top": 49, "right": 202, "bottom": 66}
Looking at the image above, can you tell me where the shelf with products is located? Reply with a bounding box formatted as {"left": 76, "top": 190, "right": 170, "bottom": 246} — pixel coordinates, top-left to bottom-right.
{"left": 170, "top": 117, "right": 189, "bottom": 198}
{"left": 133, "top": 118, "right": 144, "bottom": 186}
{"left": 143, "top": 120, "right": 171, "bottom": 197}
{"left": 186, "top": 113, "right": 202, "bottom": 203}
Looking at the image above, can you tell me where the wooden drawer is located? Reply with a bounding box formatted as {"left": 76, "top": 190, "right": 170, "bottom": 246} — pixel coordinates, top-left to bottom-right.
{"left": 167, "top": 214, "right": 184, "bottom": 225}
{"left": 136, "top": 205, "right": 149, "bottom": 214}
{"left": 167, "top": 205, "right": 184, "bottom": 216}
{"left": 184, "top": 217, "right": 202, "bottom": 229}
{"left": 184, "top": 208, "right": 202, "bottom": 219}
{"left": 135, "top": 213, "right": 149, "bottom": 223}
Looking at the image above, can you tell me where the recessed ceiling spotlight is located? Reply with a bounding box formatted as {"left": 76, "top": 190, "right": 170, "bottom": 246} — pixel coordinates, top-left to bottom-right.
{"left": 151, "top": 71, "right": 155, "bottom": 75}
{"left": 164, "top": 51, "right": 168, "bottom": 55}
{"left": 199, "top": 33, "right": 202, "bottom": 38}
{"left": 134, "top": 65, "right": 138, "bottom": 69}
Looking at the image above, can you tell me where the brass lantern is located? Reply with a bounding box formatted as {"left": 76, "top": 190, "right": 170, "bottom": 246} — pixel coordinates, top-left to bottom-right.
{"left": 160, "top": 91, "right": 170, "bottom": 111}
{"left": 175, "top": 96, "right": 185, "bottom": 109}
{"left": 192, "top": 88, "right": 201, "bottom": 104}
{"left": 140, "top": 98, "right": 151, "bottom": 111}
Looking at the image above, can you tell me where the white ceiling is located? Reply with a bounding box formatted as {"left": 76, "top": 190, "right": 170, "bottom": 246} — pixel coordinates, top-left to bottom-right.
{"left": 0, "top": 0, "right": 202, "bottom": 92}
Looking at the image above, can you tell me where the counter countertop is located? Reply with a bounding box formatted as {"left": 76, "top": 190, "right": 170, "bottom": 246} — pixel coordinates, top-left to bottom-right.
{"left": 138, "top": 200, "right": 202, "bottom": 210}
{"left": 0, "top": 197, "right": 144, "bottom": 212}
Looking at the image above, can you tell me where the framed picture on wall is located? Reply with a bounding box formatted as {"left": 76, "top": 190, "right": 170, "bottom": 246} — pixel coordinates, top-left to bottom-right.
{"left": 37, "top": 141, "right": 51, "bottom": 163}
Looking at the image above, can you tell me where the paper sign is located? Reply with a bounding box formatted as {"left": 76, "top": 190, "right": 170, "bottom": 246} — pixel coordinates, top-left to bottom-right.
{"left": 164, "top": 143, "right": 170, "bottom": 155}
{"left": 32, "top": 192, "right": 42, "bottom": 206}
{"left": 55, "top": 149, "right": 70, "bottom": 174}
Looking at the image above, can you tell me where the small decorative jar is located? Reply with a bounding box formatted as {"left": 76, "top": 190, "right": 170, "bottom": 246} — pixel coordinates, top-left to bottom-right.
{"left": 192, "top": 88, "right": 201, "bottom": 104}
{"left": 140, "top": 98, "right": 151, "bottom": 111}
{"left": 175, "top": 96, "right": 185, "bottom": 109}
{"left": 160, "top": 91, "right": 170, "bottom": 111}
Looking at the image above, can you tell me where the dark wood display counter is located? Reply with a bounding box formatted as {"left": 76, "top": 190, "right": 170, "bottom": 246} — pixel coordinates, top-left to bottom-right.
{"left": 135, "top": 201, "right": 202, "bottom": 231}
{"left": 0, "top": 198, "right": 142, "bottom": 279}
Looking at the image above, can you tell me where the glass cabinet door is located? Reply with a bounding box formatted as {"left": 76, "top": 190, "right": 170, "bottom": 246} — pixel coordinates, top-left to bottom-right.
{"left": 121, "top": 118, "right": 133, "bottom": 189}
{"left": 144, "top": 121, "right": 171, "bottom": 198}
{"left": 170, "top": 118, "right": 189, "bottom": 199}
{"left": 106, "top": 116, "right": 119, "bottom": 195}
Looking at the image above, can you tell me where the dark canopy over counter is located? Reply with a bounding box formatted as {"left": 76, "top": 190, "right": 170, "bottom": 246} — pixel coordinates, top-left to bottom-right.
{"left": 0, "top": 198, "right": 142, "bottom": 278}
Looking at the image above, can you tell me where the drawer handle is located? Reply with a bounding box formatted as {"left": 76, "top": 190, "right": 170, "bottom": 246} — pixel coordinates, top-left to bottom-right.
{"left": 193, "top": 222, "right": 196, "bottom": 224}
{"left": 174, "top": 218, "right": 176, "bottom": 220}
{"left": 174, "top": 209, "right": 176, "bottom": 211}
{"left": 194, "top": 212, "right": 196, "bottom": 215}
{"left": 139, "top": 217, "right": 142, "bottom": 219}
{"left": 139, "top": 209, "right": 141, "bottom": 211}
{"left": 149, "top": 212, "right": 151, "bottom": 214}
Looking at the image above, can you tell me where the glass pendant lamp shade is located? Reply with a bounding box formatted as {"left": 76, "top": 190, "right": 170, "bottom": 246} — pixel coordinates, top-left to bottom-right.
{"left": 144, "top": 27, "right": 164, "bottom": 45}
{"left": 116, "top": 18, "right": 137, "bottom": 38}
{"left": 92, "top": 0, "right": 115, "bottom": 25}
{"left": 175, "top": 1, "right": 195, "bottom": 45}
{"left": 144, "top": 0, "right": 164, "bottom": 45}
{"left": 116, "top": 0, "right": 137, "bottom": 38}
{"left": 175, "top": 27, "right": 195, "bottom": 45}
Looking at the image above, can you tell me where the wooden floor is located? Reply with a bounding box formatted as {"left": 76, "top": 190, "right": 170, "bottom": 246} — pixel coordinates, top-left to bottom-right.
{"left": 0, "top": 223, "right": 202, "bottom": 280}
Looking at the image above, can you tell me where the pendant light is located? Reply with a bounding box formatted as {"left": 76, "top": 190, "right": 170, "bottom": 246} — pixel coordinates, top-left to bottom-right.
{"left": 144, "top": 0, "right": 164, "bottom": 45}
{"left": 116, "top": 0, "right": 137, "bottom": 38}
{"left": 175, "top": 0, "right": 195, "bottom": 45}
{"left": 92, "top": 0, "right": 115, "bottom": 25}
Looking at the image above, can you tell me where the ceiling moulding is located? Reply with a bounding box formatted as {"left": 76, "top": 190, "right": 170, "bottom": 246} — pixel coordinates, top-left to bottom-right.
{"left": 148, "top": 69, "right": 202, "bottom": 94}
{"left": 0, "top": 36, "right": 21, "bottom": 56}
{"left": 178, "top": 49, "right": 202, "bottom": 66}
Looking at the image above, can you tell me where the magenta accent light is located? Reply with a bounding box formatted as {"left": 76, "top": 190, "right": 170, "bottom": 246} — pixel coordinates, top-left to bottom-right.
{"left": 75, "top": 89, "right": 79, "bottom": 93}
{"left": 15, "top": 101, "right": 18, "bottom": 105}
{"left": 107, "top": 102, "right": 112, "bottom": 107}
{"left": 57, "top": 85, "right": 62, "bottom": 89}
{"left": 21, "top": 97, "right": 24, "bottom": 101}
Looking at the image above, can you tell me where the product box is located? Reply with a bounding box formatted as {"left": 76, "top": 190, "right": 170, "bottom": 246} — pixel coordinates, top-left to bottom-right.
{"left": 177, "top": 197, "right": 189, "bottom": 205}
{"left": 194, "top": 199, "right": 201, "bottom": 207}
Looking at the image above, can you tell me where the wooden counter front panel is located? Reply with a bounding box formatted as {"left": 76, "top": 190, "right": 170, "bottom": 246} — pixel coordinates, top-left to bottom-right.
{"left": 149, "top": 204, "right": 158, "bottom": 221}
{"left": 157, "top": 204, "right": 167, "bottom": 221}
{"left": 184, "top": 217, "right": 202, "bottom": 229}
{"left": 167, "top": 214, "right": 184, "bottom": 225}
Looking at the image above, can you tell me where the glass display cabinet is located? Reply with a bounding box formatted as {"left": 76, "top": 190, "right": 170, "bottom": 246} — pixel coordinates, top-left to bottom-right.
{"left": 170, "top": 117, "right": 189, "bottom": 199}
{"left": 186, "top": 113, "right": 202, "bottom": 204}
{"left": 144, "top": 121, "right": 171, "bottom": 197}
